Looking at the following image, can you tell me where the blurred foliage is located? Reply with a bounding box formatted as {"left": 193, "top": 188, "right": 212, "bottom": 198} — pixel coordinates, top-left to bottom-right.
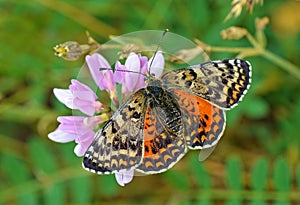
{"left": 0, "top": 0, "right": 300, "bottom": 204}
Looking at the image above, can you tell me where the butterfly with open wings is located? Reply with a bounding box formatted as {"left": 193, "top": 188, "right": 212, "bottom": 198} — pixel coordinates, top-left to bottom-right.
{"left": 82, "top": 58, "right": 251, "bottom": 175}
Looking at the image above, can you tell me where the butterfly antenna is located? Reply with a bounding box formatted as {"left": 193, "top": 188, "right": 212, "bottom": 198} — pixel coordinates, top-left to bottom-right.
{"left": 148, "top": 29, "right": 168, "bottom": 73}
{"left": 99, "top": 67, "right": 146, "bottom": 76}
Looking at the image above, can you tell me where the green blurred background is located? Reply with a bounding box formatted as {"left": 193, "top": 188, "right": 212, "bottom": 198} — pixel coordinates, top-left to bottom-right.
{"left": 1, "top": 0, "right": 300, "bottom": 204}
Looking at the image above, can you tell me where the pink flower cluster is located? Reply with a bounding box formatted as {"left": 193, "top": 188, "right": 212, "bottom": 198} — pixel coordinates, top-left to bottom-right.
{"left": 49, "top": 52, "right": 164, "bottom": 186}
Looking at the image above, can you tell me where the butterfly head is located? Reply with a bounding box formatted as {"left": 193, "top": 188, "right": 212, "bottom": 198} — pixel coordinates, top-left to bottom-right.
{"left": 144, "top": 72, "right": 157, "bottom": 84}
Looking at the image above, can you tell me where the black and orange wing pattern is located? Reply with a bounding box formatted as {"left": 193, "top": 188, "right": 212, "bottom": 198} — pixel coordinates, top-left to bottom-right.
{"left": 162, "top": 59, "right": 252, "bottom": 109}
{"left": 136, "top": 87, "right": 187, "bottom": 174}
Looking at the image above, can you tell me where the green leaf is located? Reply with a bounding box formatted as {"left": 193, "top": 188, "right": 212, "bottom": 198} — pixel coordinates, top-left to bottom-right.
{"left": 58, "top": 142, "right": 81, "bottom": 166}
{"left": 69, "top": 175, "right": 92, "bottom": 203}
{"left": 17, "top": 193, "right": 39, "bottom": 205}
{"left": 273, "top": 157, "right": 291, "bottom": 192}
{"left": 44, "top": 182, "right": 66, "bottom": 205}
{"left": 244, "top": 97, "right": 269, "bottom": 119}
{"left": 196, "top": 199, "right": 212, "bottom": 205}
{"left": 225, "top": 157, "right": 242, "bottom": 190}
{"left": 98, "top": 175, "right": 119, "bottom": 197}
{"left": 180, "top": 201, "right": 192, "bottom": 205}
{"left": 249, "top": 200, "right": 266, "bottom": 205}
{"left": 28, "top": 137, "right": 57, "bottom": 173}
{"left": 251, "top": 158, "right": 268, "bottom": 190}
{"left": 1, "top": 154, "right": 31, "bottom": 183}
{"left": 274, "top": 200, "right": 290, "bottom": 205}
{"left": 194, "top": 163, "right": 211, "bottom": 189}
{"left": 0, "top": 154, "right": 38, "bottom": 205}
{"left": 225, "top": 199, "right": 242, "bottom": 205}
{"left": 163, "top": 170, "right": 189, "bottom": 191}
{"left": 28, "top": 138, "right": 66, "bottom": 205}
{"left": 188, "top": 153, "right": 211, "bottom": 189}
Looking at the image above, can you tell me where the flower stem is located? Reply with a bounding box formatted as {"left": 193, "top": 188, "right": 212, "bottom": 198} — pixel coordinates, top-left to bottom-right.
{"left": 260, "top": 49, "right": 300, "bottom": 80}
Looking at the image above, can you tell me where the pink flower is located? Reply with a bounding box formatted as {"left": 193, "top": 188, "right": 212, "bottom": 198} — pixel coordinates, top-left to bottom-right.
{"left": 114, "top": 53, "right": 148, "bottom": 95}
{"left": 54, "top": 79, "right": 103, "bottom": 116}
{"left": 115, "top": 169, "right": 134, "bottom": 187}
{"left": 114, "top": 51, "right": 164, "bottom": 96}
{"left": 85, "top": 53, "right": 115, "bottom": 93}
{"left": 86, "top": 53, "right": 119, "bottom": 106}
{"left": 148, "top": 51, "right": 164, "bottom": 78}
{"left": 48, "top": 116, "right": 104, "bottom": 156}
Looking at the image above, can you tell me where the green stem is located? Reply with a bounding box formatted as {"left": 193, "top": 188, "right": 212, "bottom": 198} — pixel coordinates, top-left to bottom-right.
{"left": 246, "top": 32, "right": 300, "bottom": 80}
{"left": 208, "top": 40, "right": 300, "bottom": 80}
{"left": 261, "top": 49, "right": 300, "bottom": 80}
{"left": 208, "top": 46, "right": 255, "bottom": 54}
{"left": 33, "top": 0, "right": 117, "bottom": 37}
{"left": 246, "top": 32, "right": 261, "bottom": 49}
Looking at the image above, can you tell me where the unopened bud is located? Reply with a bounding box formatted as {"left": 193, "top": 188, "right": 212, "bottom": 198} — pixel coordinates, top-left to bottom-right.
{"left": 54, "top": 41, "right": 90, "bottom": 61}
{"left": 255, "top": 17, "right": 269, "bottom": 31}
{"left": 221, "top": 27, "right": 247, "bottom": 40}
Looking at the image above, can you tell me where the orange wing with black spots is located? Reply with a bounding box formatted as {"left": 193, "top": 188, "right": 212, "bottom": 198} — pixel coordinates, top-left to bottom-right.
{"left": 171, "top": 89, "right": 226, "bottom": 149}
{"left": 162, "top": 59, "right": 252, "bottom": 109}
{"left": 135, "top": 88, "right": 187, "bottom": 174}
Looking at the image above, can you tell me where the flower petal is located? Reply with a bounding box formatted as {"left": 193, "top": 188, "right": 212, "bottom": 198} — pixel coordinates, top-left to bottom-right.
{"left": 113, "top": 61, "right": 126, "bottom": 83}
{"left": 124, "top": 53, "right": 141, "bottom": 92}
{"left": 148, "top": 51, "right": 164, "bottom": 78}
{"left": 74, "top": 135, "right": 94, "bottom": 156}
{"left": 48, "top": 129, "right": 76, "bottom": 143}
{"left": 70, "top": 79, "right": 98, "bottom": 100}
{"left": 86, "top": 53, "right": 115, "bottom": 92}
{"left": 53, "top": 88, "right": 75, "bottom": 109}
{"left": 73, "top": 98, "right": 96, "bottom": 116}
{"left": 115, "top": 169, "right": 134, "bottom": 186}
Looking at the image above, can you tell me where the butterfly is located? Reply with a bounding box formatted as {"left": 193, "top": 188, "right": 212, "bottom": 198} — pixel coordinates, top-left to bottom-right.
{"left": 82, "top": 58, "right": 251, "bottom": 175}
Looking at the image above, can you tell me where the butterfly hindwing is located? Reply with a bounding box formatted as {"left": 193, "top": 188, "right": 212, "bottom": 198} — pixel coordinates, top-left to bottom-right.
{"left": 171, "top": 89, "right": 226, "bottom": 149}
{"left": 162, "top": 59, "right": 251, "bottom": 109}
{"left": 82, "top": 89, "right": 147, "bottom": 174}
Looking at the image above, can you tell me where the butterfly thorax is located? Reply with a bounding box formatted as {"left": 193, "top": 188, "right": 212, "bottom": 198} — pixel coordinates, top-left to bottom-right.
{"left": 146, "top": 78, "right": 164, "bottom": 98}
{"left": 143, "top": 77, "right": 183, "bottom": 134}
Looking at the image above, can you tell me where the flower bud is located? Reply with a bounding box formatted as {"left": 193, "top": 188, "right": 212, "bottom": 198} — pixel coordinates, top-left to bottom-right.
{"left": 221, "top": 27, "right": 247, "bottom": 40}
{"left": 54, "top": 41, "right": 90, "bottom": 61}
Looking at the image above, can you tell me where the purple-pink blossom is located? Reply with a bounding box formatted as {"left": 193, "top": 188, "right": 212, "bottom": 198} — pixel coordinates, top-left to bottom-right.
{"left": 85, "top": 53, "right": 118, "bottom": 106}
{"left": 54, "top": 79, "right": 103, "bottom": 116}
{"left": 114, "top": 51, "right": 164, "bottom": 97}
{"left": 48, "top": 116, "right": 103, "bottom": 156}
{"left": 115, "top": 169, "right": 134, "bottom": 187}
{"left": 148, "top": 51, "right": 164, "bottom": 78}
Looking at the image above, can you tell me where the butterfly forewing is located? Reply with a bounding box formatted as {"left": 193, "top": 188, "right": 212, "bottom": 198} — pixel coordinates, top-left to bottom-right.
{"left": 162, "top": 59, "right": 252, "bottom": 109}
{"left": 82, "top": 89, "right": 147, "bottom": 174}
